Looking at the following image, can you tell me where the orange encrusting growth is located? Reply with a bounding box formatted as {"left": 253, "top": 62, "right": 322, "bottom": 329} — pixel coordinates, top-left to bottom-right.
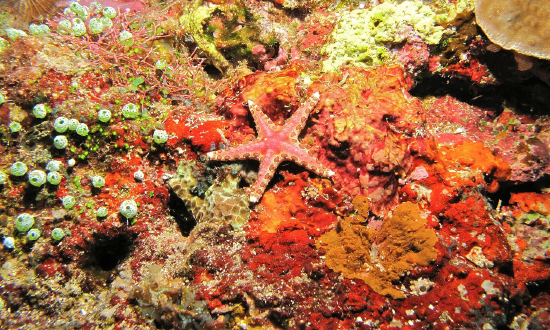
{"left": 437, "top": 141, "right": 511, "bottom": 193}
{"left": 509, "top": 192, "right": 550, "bottom": 216}
{"left": 164, "top": 111, "right": 226, "bottom": 151}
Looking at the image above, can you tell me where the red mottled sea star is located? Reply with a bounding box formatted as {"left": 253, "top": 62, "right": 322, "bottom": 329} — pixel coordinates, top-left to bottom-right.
{"left": 207, "top": 92, "right": 335, "bottom": 203}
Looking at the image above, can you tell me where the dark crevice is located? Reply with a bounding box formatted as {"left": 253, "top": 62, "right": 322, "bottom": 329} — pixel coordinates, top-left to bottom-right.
{"left": 168, "top": 190, "right": 197, "bottom": 237}
{"left": 85, "top": 232, "right": 136, "bottom": 271}
{"left": 202, "top": 63, "right": 223, "bottom": 79}
{"left": 409, "top": 53, "right": 550, "bottom": 116}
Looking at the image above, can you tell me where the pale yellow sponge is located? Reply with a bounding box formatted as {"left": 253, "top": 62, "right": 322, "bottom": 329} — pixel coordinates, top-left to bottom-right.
{"left": 322, "top": 0, "right": 456, "bottom": 71}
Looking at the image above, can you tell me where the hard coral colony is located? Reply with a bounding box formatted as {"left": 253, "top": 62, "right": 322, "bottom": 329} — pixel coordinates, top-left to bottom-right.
{"left": 0, "top": 0, "right": 549, "bottom": 329}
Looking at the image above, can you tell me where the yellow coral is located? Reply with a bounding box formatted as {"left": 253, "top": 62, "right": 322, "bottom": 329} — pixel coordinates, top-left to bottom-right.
{"left": 475, "top": 0, "right": 550, "bottom": 59}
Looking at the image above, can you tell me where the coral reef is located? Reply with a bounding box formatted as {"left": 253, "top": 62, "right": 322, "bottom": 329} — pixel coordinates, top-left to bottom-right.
{"left": 178, "top": 0, "right": 275, "bottom": 74}
{"left": 321, "top": 0, "right": 470, "bottom": 71}
{"left": 0, "top": 0, "right": 550, "bottom": 329}
{"left": 0, "top": 0, "right": 59, "bottom": 27}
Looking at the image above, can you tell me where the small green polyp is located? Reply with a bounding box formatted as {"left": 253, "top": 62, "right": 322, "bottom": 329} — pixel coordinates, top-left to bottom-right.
{"left": 15, "top": 213, "right": 34, "bottom": 232}
{"left": 51, "top": 228, "right": 66, "bottom": 241}
{"left": 27, "top": 229, "right": 41, "bottom": 241}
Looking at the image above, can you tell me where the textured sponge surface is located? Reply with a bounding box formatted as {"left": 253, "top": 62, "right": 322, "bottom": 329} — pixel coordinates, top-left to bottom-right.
{"left": 475, "top": 0, "right": 550, "bottom": 59}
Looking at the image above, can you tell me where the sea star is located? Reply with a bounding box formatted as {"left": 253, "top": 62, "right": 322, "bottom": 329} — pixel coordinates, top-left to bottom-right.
{"left": 207, "top": 92, "right": 335, "bottom": 203}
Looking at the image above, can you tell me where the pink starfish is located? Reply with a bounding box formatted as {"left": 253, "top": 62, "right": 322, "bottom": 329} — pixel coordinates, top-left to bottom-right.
{"left": 207, "top": 92, "right": 335, "bottom": 203}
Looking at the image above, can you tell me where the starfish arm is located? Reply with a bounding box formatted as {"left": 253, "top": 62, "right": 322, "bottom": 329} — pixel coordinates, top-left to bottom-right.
{"left": 248, "top": 154, "right": 281, "bottom": 203}
{"left": 282, "top": 92, "right": 320, "bottom": 140}
{"left": 207, "top": 142, "right": 263, "bottom": 161}
{"left": 248, "top": 100, "right": 277, "bottom": 138}
{"left": 282, "top": 144, "right": 335, "bottom": 178}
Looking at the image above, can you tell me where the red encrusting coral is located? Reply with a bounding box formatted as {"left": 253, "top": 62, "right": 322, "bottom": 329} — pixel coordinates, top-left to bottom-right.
{"left": 244, "top": 172, "right": 339, "bottom": 280}
{"left": 164, "top": 108, "right": 226, "bottom": 151}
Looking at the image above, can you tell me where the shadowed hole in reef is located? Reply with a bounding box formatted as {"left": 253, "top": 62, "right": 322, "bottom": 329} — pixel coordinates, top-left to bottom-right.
{"left": 526, "top": 278, "right": 550, "bottom": 298}
{"left": 202, "top": 63, "right": 223, "bottom": 79}
{"left": 86, "top": 232, "right": 136, "bottom": 271}
{"left": 168, "top": 190, "right": 196, "bottom": 237}
{"left": 409, "top": 51, "right": 550, "bottom": 116}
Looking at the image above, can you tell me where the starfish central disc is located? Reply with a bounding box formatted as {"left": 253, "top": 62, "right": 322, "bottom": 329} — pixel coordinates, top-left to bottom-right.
{"left": 207, "top": 92, "right": 334, "bottom": 203}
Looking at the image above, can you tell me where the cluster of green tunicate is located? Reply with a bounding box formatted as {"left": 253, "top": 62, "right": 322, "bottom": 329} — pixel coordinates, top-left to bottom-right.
{"left": 321, "top": 0, "right": 451, "bottom": 71}
{"left": 33, "top": 104, "right": 49, "bottom": 119}
{"left": 118, "top": 30, "right": 134, "bottom": 47}
{"left": 7, "top": 161, "right": 65, "bottom": 186}
{"left": 62, "top": 195, "right": 76, "bottom": 209}
{"left": 28, "top": 24, "right": 50, "bottom": 35}
{"left": 119, "top": 199, "right": 138, "bottom": 219}
{"left": 122, "top": 103, "right": 140, "bottom": 119}
{"left": 52, "top": 116, "right": 91, "bottom": 149}
{"left": 4, "top": 28, "right": 27, "bottom": 40}
{"left": 68, "top": 119, "right": 79, "bottom": 130}
{"left": 102, "top": 6, "right": 117, "bottom": 19}
{"left": 76, "top": 123, "right": 89, "bottom": 136}
{"left": 88, "top": 18, "right": 103, "bottom": 34}
{"left": 45, "top": 159, "right": 64, "bottom": 185}
{"left": 153, "top": 129, "right": 169, "bottom": 144}
{"left": 10, "top": 162, "right": 28, "bottom": 176}
{"left": 13, "top": 213, "right": 49, "bottom": 242}
{"left": 27, "top": 229, "right": 41, "bottom": 241}
{"left": 57, "top": 19, "right": 72, "bottom": 34}
{"left": 96, "top": 206, "right": 108, "bottom": 218}
{"left": 55, "top": 2, "right": 117, "bottom": 37}
{"left": 15, "top": 213, "right": 34, "bottom": 232}
{"left": 46, "top": 160, "right": 62, "bottom": 172}
{"left": 51, "top": 116, "right": 92, "bottom": 149}
{"left": 0, "top": 172, "right": 6, "bottom": 184}
{"left": 53, "top": 116, "right": 90, "bottom": 149}
{"left": 155, "top": 59, "right": 167, "bottom": 70}
{"left": 9, "top": 122, "right": 21, "bottom": 133}
{"left": 54, "top": 117, "right": 70, "bottom": 133}
{"left": 51, "top": 228, "right": 66, "bottom": 241}
{"left": 47, "top": 171, "right": 62, "bottom": 185}
{"left": 3, "top": 236, "right": 14, "bottom": 249}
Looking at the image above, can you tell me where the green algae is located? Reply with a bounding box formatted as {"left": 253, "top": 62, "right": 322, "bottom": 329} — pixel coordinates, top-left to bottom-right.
{"left": 322, "top": 0, "right": 473, "bottom": 71}
{"left": 179, "top": 1, "right": 266, "bottom": 74}
{"left": 179, "top": 3, "right": 230, "bottom": 73}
